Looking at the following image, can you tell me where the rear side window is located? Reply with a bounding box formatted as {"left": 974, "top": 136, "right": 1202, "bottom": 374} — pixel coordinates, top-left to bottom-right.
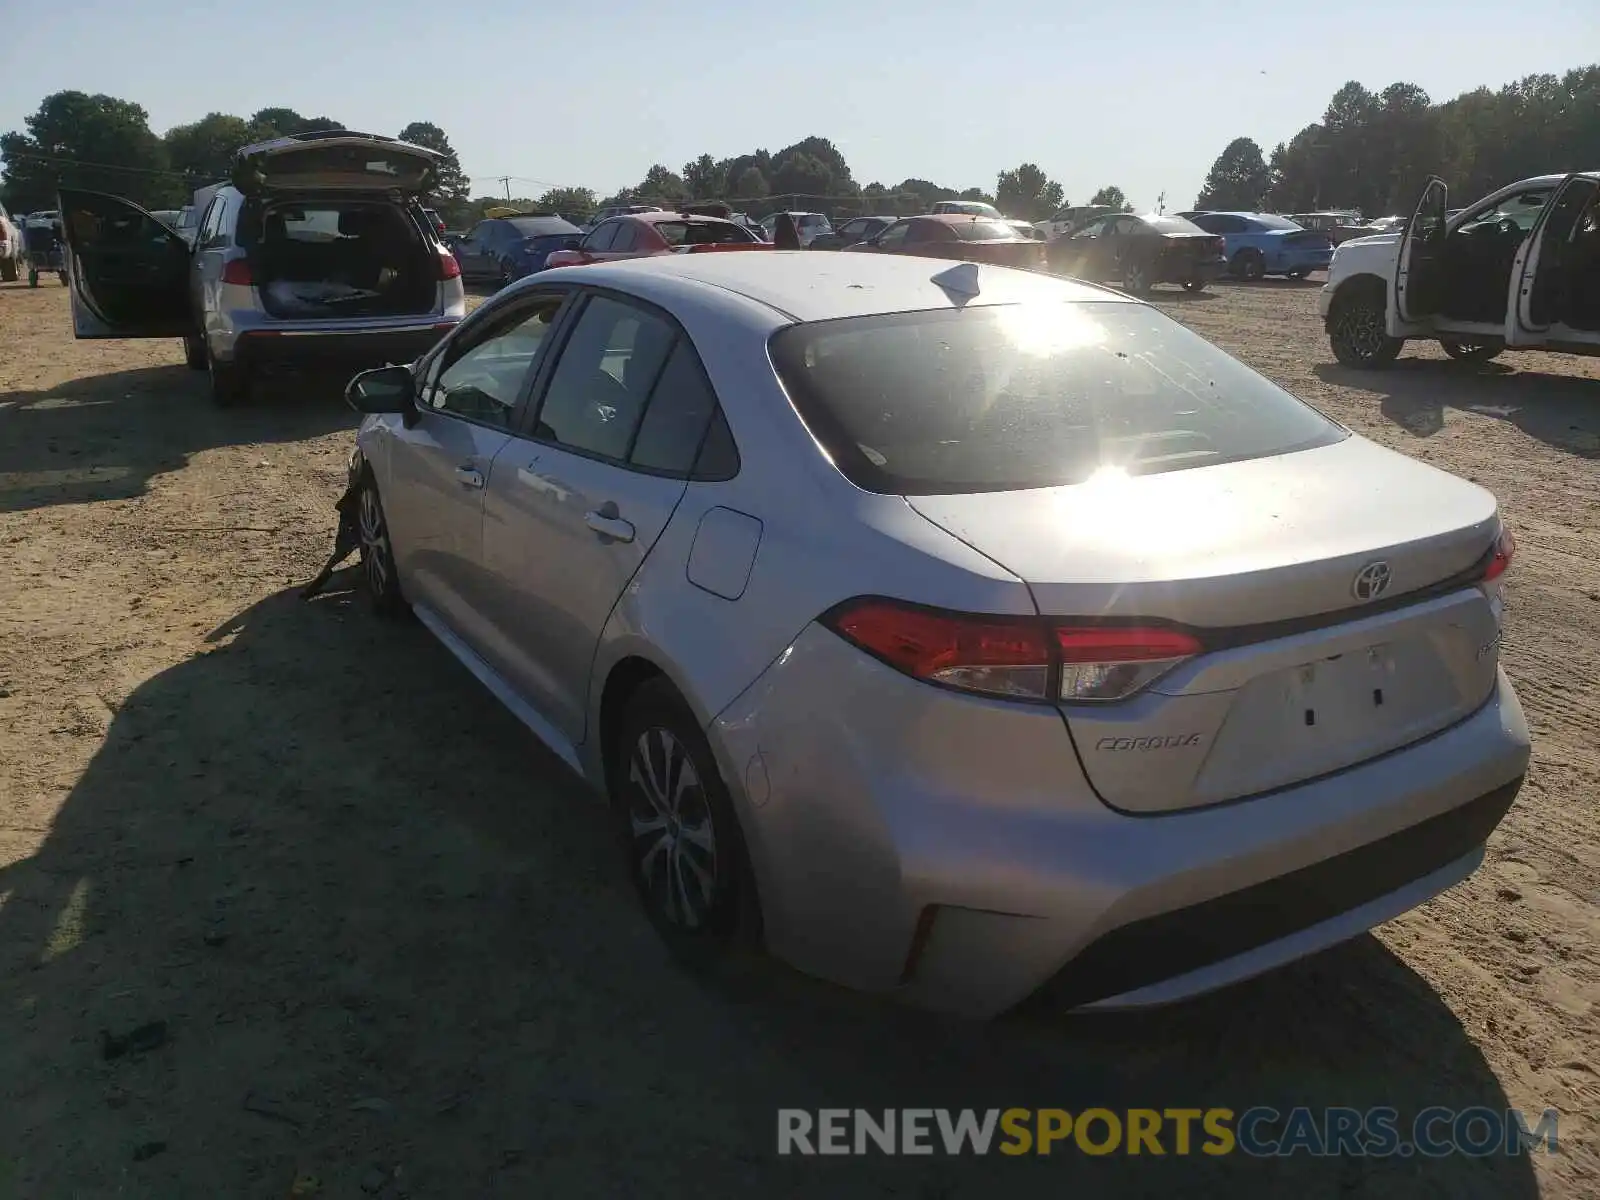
{"left": 655, "top": 221, "right": 755, "bottom": 247}
{"left": 628, "top": 341, "right": 738, "bottom": 479}
{"left": 769, "top": 303, "right": 1346, "bottom": 495}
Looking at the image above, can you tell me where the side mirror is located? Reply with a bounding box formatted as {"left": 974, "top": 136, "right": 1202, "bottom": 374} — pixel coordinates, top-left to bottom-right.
{"left": 346, "top": 364, "right": 417, "bottom": 423}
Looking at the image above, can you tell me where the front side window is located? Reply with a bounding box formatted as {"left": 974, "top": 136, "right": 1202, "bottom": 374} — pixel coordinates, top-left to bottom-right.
{"left": 532, "top": 296, "right": 677, "bottom": 460}
{"left": 428, "top": 296, "right": 566, "bottom": 426}
{"left": 769, "top": 302, "right": 1346, "bottom": 495}
{"left": 875, "top": 222, "right": 911, "bottom": 249}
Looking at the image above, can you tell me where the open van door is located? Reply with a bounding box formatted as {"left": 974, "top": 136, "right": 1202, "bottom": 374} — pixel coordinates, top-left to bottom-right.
{"left": 1389, "top": 177, "right": 1447, "bottom": 334}
{"left": 58, "top": 190, "right": 193, "bottom": 339}
{"left": 1509, "top": 173, "right": 1598, "bottom": 344}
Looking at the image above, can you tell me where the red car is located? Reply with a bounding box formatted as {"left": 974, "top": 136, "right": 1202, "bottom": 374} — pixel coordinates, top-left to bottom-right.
{"left": 844, "top": 214, "right": 1046, "bottom": 270}
{"left": 545, "top": 211, "right": 770, "bottom": 268}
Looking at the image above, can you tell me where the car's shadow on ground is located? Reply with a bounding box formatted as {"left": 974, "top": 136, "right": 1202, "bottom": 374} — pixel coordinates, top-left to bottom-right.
{"left": 0, "top": 364, "right": 359, "bottom": 514}
{"left": 1314, "top": 359, "right": 1600, "bottom": 456}
{"left": 0, "top": 582, "right": 1539, "bottom": 1196}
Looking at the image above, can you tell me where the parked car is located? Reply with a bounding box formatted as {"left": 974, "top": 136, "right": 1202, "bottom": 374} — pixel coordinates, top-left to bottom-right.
{"left": 1034, "top": 204, "right": 1121, "bottom": 242}
{"left": 1322, "top": 171, "right": 1600, "bottom": 368}
{"left": 453, "top": 214, "right": 583, "bottom": 285}
{"left": 421, "top": 207, "right": 447, "bottom": 237}
{"left": 931, "top": 200, "right": 1003, "bottom": 219}
{"left": 546, "top": 211, "right": 770, "bottom": 268}
{"left": 1286, "top": 211, "right": 1384, "bottom": 245}
{"left": 1366, "top": 215, "right": 1408, "bottom": 235}
{"left": 335, "top": 250, "right": 1528, "bottom": 1017}
{"left": 1005, "top": 219, "right": 1046, "bottom": 241}
{"left": 807, "top": 215, "right": 897, "bottom": 250}
{"left": 57, "top": 130, "right": 467, "bottom": 406}
{"left": 580, "top": 204, "right": 663, "bottom": 233}
{"left": 0, "top": 200, "right": 22, "bottom": 282}
{"left": 844, "top": 215, "right": 1046, "bottom": 270}
{"left": 1049, "top": 213, "right": 1228, "bottom": 293}
{"left": 759, "top": 211, "right": 832, "bottom": 247}
{"left": 1184, "top": 212, "right": 1335, "bottom": 280}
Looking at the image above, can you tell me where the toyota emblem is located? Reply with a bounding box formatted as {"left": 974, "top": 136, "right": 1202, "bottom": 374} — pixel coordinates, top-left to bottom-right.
{"left": 1352, "top": 560, "right": 1392, "bottom": 601}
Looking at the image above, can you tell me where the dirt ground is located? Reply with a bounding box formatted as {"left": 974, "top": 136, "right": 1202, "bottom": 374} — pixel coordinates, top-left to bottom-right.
{"left": 0, "top": 276, "right": 1595, "bottom": 1199}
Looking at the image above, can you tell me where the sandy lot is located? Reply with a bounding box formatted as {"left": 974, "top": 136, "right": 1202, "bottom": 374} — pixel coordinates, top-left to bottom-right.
{"left": 0, "top": 277, "right": 1595, "bottom": 1198}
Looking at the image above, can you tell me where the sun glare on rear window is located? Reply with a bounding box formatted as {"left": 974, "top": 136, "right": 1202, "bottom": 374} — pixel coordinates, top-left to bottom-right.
{"left": 768, "top": 303, "right": 1346, "bottom": 495}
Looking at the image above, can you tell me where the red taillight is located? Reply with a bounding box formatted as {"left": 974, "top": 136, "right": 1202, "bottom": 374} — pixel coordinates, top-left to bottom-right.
{"left": 221, "top": 259, "right": 253, "bottom": 286}
{"left": 1481, "top": 525, "right": 1516, "bottom": 582}
{"left": 438, "top": 251, "right": 461, "bottom": 280}
{"left": 1055, "top": 625, "right": 1202, "bottom": 702}
{"left": 824, "top": 599, "right": 1052, "bottom": 700}
{"left": 822, "top": 598, "right": 1202, "bottom": 703}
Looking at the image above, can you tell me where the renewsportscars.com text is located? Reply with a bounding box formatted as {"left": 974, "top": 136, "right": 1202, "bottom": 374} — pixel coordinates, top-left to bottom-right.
{"left": 777, "top": 1107, "right": 1560, "bottom": 1158}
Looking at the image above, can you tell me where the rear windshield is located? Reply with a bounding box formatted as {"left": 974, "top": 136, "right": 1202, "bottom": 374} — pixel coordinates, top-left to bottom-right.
{"left": 768, "top": 303, "right": 1346, "bottom": 495}
{"left": 1141, "top": 215, "right": 1206, "bottom": 235}
{"left": 506, "top": 216, "right": 577, "bottom": 236}
{"left": 953, "top": 220, "right": 1021, "bottom": 241}
{"left": 655, "top": 220, "right": 755, "bottom": 246}
{"left": 1250, "top": 214, "right": 1303, "bottom": 230}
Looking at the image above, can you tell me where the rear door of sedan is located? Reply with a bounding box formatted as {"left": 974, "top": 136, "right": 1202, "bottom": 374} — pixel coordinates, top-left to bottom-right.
{"left": 478, "top": 289, "right": 737, "bottom": 744}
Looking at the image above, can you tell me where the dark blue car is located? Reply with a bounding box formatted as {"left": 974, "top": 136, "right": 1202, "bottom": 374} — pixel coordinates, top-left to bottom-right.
{"left": 1184, "top": 212, "right": 1335, "bottom": 280}
{"left": 452, "top": 215, "right": 583, "bottom": 285}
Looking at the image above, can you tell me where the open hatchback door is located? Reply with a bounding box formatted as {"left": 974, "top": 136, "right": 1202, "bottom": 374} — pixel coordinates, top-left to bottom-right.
{"left": 1390, "top": 176, "right": 1447, "bottom": 334}
{"left": 58, "top": 189, "right": 193, "bottom": 339}
{"left": 1511, "top": 172, "right": 1600, "bottom": 342}
{"left": 231, "top": 130, "right": 441, "bottom": 196}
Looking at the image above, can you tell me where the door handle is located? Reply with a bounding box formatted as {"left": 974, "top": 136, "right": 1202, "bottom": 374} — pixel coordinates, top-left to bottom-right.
{"left": 455, "top": 465, "right": 485, "bottom": 489}
{"left": 583, "top": 507, "right": 635, "bottom": 543}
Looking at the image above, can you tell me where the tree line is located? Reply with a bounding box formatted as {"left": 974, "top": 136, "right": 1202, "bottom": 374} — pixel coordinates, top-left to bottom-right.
{"left": 1195, "top": 65, "right": 1599, "bottom": 216}
{"left": 0, "top": 92, "right": 1128, "bottom": 228}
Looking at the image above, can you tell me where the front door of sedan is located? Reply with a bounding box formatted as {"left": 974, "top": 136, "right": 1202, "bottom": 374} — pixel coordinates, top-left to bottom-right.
{"left": 1062, "top": 217, "right": 1115, "bottom": 279}
{"left": 378, "top": 291, "right": 572, "bottom": 652}
{"left": 479, "top": 293, "right": 698, "bottom": 744}
{"left": 57, "top": 189, "right": 193, "bottom": 338}
{"left": 456, "top": 221, "right": 494, "bottom": 278}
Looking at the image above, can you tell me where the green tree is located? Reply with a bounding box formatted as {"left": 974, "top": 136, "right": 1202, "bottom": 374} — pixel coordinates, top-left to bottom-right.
{"left": 536, "top": 186, "right": 597, "bottom": 219}
{"left": 682, "top": 154, "right": 724, "bottom": 199}
{"left": 958, "top": 186, "right": 997, "bottom": 204}
{"left": 635, "top": 164, "right": 689, "bottom": 203}
{"left": 163, "top": 112, "right": 252, "bottom": 187}
{"left": 732, "top": 166, "right": 768, "bottom": 200}
{"left": 397, "top": 121, "right": 471, "bottom": 221}
{"left": 0, "top": 90, "right": 175, "bottom": 210}
{"left": 995, "top": 163, "right": 1063, "bottom": 220}
{"left": 1088, "top": 185, "right": 1133, "bottom": 211}
{"left": 1194, "top": 137, "right": 1271, "bottom": 210}
{"left": 770, "top": 152, "right": 833, "bottom": 204}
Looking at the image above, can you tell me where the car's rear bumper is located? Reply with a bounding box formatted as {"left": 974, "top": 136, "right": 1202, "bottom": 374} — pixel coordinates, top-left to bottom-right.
{"left": 1275, "top": 248, "right": 1335, "bottom": 273}
{"left": 229, "top": 322, "right": 459, "bottom": 374}
{"left": 710, "top": 624, "right": 1531, "bottom": 1018}
{"left": 1163, "top": 257, "right": 1228, "bottom": 284}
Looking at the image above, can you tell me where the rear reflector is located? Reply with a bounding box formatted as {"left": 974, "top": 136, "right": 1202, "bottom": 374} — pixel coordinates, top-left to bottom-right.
{"left": 438, "top": 251, "right": 461, "bottom": 280}
{"left": 221, "top": 259, "right": 253, "bottom": 286}
{"left": 821, "top": 598, "right": 1202, "bottom": 703}
{"left": 1481, "top": 524, "right": 1516, "bottom": 582}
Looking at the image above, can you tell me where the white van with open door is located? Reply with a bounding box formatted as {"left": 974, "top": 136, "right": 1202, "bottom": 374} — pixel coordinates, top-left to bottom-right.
{"left": 1320, "top": 171, "right": 1600, "bottom": 368}
{"left": 58, "top": 130, "right": 467, "bottom": 406}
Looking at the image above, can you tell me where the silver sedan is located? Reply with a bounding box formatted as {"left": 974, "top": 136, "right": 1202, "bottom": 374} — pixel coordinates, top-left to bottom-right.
{"left": 338, "top": 251, "right": 1530, "bottom": 1018}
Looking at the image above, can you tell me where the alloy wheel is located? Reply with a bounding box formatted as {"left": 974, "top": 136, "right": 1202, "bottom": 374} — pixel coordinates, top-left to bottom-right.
{"left": 626, "top": 727, "right": 718, "bottom": 930}
{"left": 358, "top": 484, "right": 392, "bottom": 598}
{"left": 1335, "top": 302, "right": 1388, "bottom": 362}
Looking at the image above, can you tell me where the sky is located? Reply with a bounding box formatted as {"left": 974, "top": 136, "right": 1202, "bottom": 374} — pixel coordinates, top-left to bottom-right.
{"left": 2, "top": 0, "right": 1595, "bottom": 211}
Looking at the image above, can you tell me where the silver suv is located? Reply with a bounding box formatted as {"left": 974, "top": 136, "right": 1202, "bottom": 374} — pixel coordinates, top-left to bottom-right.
{"left": 59, "top": 131, "right": 468, "bottom": 406}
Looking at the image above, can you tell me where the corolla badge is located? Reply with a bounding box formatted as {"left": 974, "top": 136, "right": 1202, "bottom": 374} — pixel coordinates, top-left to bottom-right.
{"left": 1352, "top": 560, "right": 1392, "bottom": 601}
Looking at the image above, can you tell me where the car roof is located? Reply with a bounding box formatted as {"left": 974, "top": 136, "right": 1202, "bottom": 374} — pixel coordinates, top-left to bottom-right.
{"left": 541, "top": 251, "right": 1130, "bottom": 323}
{"left": 640, "top": 212, "right": 743, "bottom": 226}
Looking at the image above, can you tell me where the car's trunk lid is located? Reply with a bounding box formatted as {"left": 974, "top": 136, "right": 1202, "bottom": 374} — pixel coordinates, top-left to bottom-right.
{"left": 906, "top": 436, "right": 1504, "bottom": 812}
{"left": 233, "top": 132, "right": 440, "bottom": 196}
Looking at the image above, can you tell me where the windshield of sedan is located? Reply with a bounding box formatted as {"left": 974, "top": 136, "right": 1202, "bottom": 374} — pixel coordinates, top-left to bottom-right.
{"left": 769, "top": 303, "right": 1346, "bottom": 494}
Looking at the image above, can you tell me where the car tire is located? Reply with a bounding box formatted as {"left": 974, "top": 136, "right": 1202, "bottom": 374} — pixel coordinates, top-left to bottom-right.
{"left": 206, "top": 344, "right": 249, "bottom": 407}
{"left": 1288, "top": 269, "right": 1311, "bottom": 279}
{"left": 1122, "top": 259, "right": 1152, "bottom": 295}
{"left": 611, "top": 678, "right": 756, "bottom": 967}
{"left": 356, "top": 472, "right": 407, "bottom": 617}
{"left": 1440, "top": 337, "right": 1505, "bottom": 363}
{"left": 1182, "top": 278, "right": 1207, "bottom": 293}
{"left": 1233, "top": 249, "right": 1266, "bottom": 282}
{"left": 1329, "top": 288, "right": 1403, "bottom": 369}
{"left": 499, "top": 258, "right": 515, "bottom": 287}
{"left": 183, "top": 334, "right": 207, "bottom": 370}
{"left": 0, "top": 259, "right": 17, "bottom": 282}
